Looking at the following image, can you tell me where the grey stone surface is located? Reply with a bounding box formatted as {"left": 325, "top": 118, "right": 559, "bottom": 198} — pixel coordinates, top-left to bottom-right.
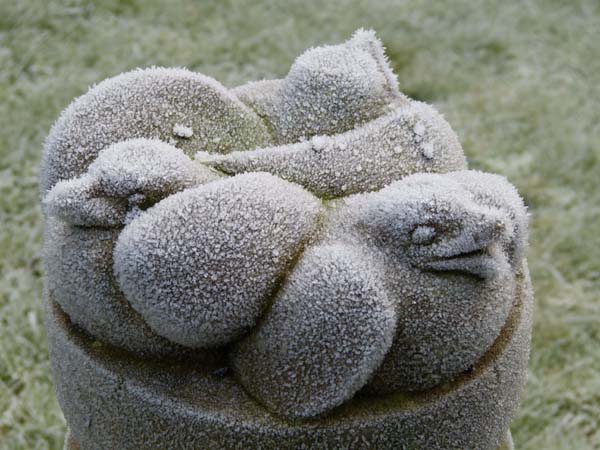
{"left": 42, "top": 139, "right": 220, "bottom": 357}
{"left": 269, "top": 28, "right": 406, "bottom": 144}
{"left": 231, "top": 79, "right": 283, "bottom": 127}
{"left": 200, "top": 29, "right": 465, "bottom": 199}
{"left": 233, "top": 171, "right": 528, "bottom": 404}
{"left": 47, "top": 262, "right": 532, "bottom": 450}
{"left": 64, "top": 428, "right": 516, "bottom": 450}
{"left": 41, "top": 67, "right": 273, "bottom": 194}
{"left": 65, "top": 428, "right": 516, "bottom": 450}
{"left": 44, "top": 138, "right": 219, "bottom": 227}
{"left": 41, "top": 29, "right": 533, "bottom": 449}
{"left": 201, "top": 100, "right": 467, "bottom": 198}
{"left": 114, "top": 172, "right": 322, "bottom": 348}
{"left": 231, "top": 244, "right": 396, "bottom": 419}
{"left": 43, "top": 218, "right": 189, "bottom": 357}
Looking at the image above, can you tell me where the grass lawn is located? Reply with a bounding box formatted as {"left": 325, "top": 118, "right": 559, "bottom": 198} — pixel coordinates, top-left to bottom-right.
{"left": 1, "top": 0, "right": 598, "bottom": 448}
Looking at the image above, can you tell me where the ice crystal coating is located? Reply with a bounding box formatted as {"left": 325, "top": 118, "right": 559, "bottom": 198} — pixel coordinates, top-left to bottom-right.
{"left": 42, "top": 139, "right": 220, "bottom": 356}
{"left": 172, "top": 124, "right": 193, "bottom": 138}
{"left": 43, "top": 138, "right": 218, "bottom": 227}
{"left": 114, "top": 173, "right": 323, "bottom": 348}
{"left": 201, "top": 100, "right": 467, "bottom": 198}
{"left": 451, "top": 170, "right": 529, "bottom": 266}
{"left": 41, "top": 67, "right": 273, "bottom": 194}
{"left": 43, "top": 175, "right": 126, "bottom": 228}
{"left": 232, "top": 244, "right": 396, "bottom": 419}
{"left": 232, "top": 79, "right": 283, "bottom": 125}
{"left": 232, "top": 170, "right": 527, "bottom": 410}
{"left": 43, "top": 217, "right": 189, "bottom": 357}
{"left": 325, "top": 170, "right": 527, "bottom": 392}
{"left": 271, "top": 28, "right": 406, "bottom": 143}
{"left": 41, "top": 29, "right": 531, "bottom": 449}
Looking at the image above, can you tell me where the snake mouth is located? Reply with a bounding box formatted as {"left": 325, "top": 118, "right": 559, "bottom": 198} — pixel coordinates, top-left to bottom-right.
{"left": 419, "top": 245, "right": 501, "bottom": 279}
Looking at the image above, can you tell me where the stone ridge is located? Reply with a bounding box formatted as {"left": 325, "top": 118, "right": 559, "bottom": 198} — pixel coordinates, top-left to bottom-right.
{"left": 201, "top": 100, "right": 467, "bottom": 198}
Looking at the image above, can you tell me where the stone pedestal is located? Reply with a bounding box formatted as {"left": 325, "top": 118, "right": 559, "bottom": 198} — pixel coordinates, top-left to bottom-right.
{"left": 50, "top": 265, "right": 531, "bottom": 450}
{"left": 65, "top": 432, "right": 514, "bottom": 450}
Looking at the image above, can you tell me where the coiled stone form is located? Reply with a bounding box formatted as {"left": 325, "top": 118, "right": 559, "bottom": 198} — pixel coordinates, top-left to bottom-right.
{"left": 43, "top": 29, "right": 529, "bottom": 450}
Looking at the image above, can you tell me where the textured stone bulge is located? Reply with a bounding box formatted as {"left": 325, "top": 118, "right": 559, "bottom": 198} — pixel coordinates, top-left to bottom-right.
{"left": 42, "top": 139, "right": 219, "bottom": 356}
{"left": 114, "top": 172, "right": 323, "bottom": 348}
{"left": 201, "top": 100, "right": 467, "bottom": 198}
{"left": 228, "top": 170, "right": 526, "bottom": 413}
{"left": 41, "top": 67, "right": 273, "bottom": 194}
{"left": 317, "top": 171, "right": 528, "bottom": 392}
{"left": 215, "top": 29, "right": 465, "bottom": 199}
{"left": 47, "top": 261, "right": 532, "bottom": 450}
{"left": 44, "top": 138, "right": 219, "bottom": 227}
{"left": 451, "top": 170, "right": 529, "bottom": 266}
{"left": 43, "top": 218, "right": 189, "bottom": 357}
{"left": 232, "top": 79, "right": 283, "bottom": 128}
{"left": 366, "top": 266, "right": 517, "bottom": 392}
{"left": 271, "top": 28, "right": 406, "bottom": 144}
{"left": 231, "top": 244, "right": 396, "bottom": 419}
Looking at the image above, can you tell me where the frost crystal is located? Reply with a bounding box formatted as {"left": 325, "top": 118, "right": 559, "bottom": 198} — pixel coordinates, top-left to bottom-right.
{"left": 172, "top": 123, "right": 193, "bottom": 138}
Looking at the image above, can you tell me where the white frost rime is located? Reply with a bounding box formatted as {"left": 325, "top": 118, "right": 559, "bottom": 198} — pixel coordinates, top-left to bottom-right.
{"left": 41, "top": 29, "right": 529, "bottom": 427}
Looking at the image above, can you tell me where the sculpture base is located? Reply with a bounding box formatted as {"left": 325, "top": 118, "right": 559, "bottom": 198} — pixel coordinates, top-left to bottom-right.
{"left": 64, "top": 429, "right": 515, "bottom": 450}
{"left": 49, "top": 270, "right": 532, "bottom": 450}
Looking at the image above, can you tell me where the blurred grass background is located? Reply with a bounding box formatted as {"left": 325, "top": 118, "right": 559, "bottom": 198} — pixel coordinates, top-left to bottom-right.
{"left": 0, "top": 0, "right": 598, "bottom": 449}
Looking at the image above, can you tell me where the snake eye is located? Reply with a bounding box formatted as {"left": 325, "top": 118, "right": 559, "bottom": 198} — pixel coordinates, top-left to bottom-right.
{"left": 411, "top": 225, "right": 437, "bottom": 245}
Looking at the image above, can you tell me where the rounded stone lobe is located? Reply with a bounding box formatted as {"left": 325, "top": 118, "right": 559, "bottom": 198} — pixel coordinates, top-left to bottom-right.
{"left": 41, "top": 67, "right": 273, "bottom": 194}
{"left": 231, "top": 244, "right": 396, "bottom": 419}
{"left": 43, "top": 217, "right": 188, "bottom": 357}
{"left": 114, "top": 172, "right": 323, "bottom": 348}
{"left": 43, "top": 138, "right": 217, "bottom": 227}
{"left": 272, "top": 29, "right": 405, "bottom": 144}
{"left": 335, "top": 171, "right": 529, "bottom": 392}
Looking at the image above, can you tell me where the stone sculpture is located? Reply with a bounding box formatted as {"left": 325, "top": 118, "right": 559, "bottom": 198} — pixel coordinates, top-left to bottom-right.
{"left": 41, "top": 29, "right": 532, "bottom": 450}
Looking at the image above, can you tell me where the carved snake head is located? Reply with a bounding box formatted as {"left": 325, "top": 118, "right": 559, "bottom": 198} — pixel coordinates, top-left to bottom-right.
{"left": 357, "top": 171, "right": 526, "bottom": 280}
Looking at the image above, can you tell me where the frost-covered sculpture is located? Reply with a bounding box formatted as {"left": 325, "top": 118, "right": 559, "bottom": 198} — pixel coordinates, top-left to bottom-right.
{"left": 41, "top": 30, "right": 532, "bottom": 450}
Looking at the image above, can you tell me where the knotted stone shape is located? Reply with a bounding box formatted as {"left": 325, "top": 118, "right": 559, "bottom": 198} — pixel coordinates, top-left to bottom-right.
{"left": 41, "top": 29, "right": 532, "bottom": 450}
